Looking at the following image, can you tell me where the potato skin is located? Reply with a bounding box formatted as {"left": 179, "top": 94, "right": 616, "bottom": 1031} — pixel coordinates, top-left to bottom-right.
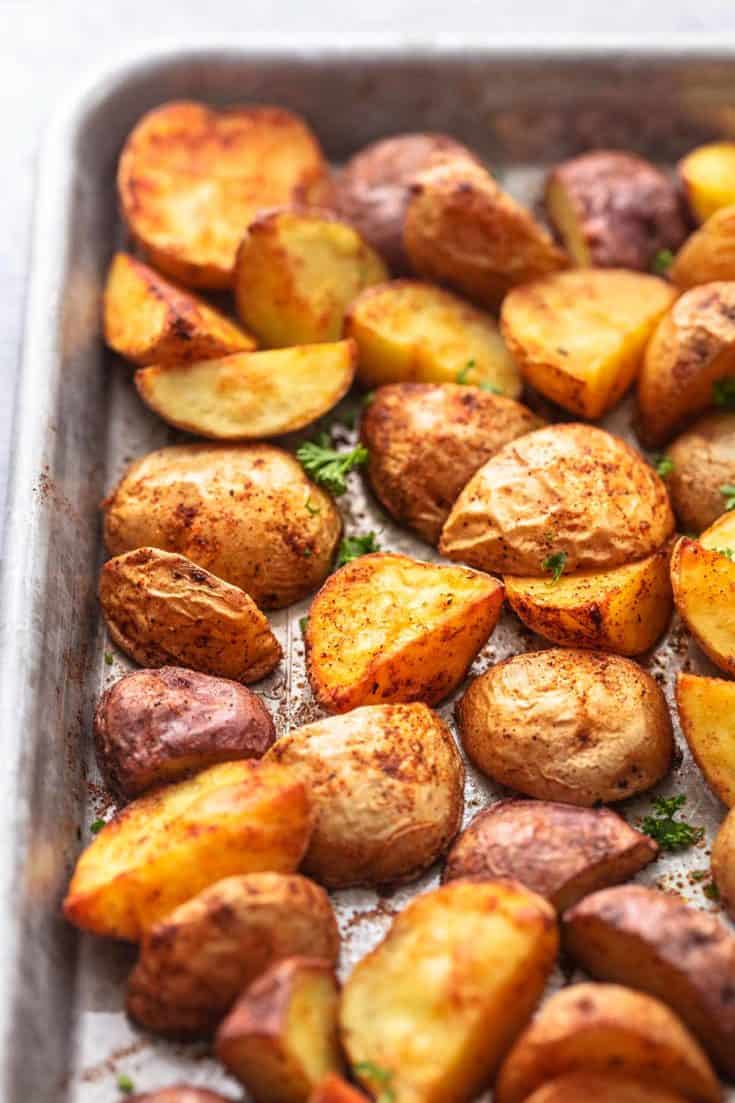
{"left": 672, "top": 205, "right": 735, "bottom": 289}
{"left": 127, "top": 872, "right": 338, "bottom": 1037}
{"left": 666, "top": 412, "right": 735, "bottom": 531}
{"left": 440, "top": 423, "right": 674, "bottom": 576}
{"left": 102, "top": 443, "right": 341, "bottom": 609}
{"left": 129, "top": 1091, "right": 234, "bottom": 1103}
{"left": 563, "top": 884, "right": 735, "bottom": 1077}
{"left": 456, "top": 650, "right": 673, "bottom": 806}
{"left": 94, "top": 666, "right": 275, "bottom": 800}
{"left": 361, "top": 383, "right": 539, "bottom": 545}
{"left": 266, "top": 703, "right": 464, "bottom": 888}
{"left": 670, "top": 537, "right": 735, "bottom": 676}
{"left": 308, "top": 1076, "right": 369, "bottom": 1103}
{"left": 524, "top": 1074, "right": 688, "bottom": 1103}
{"left": 712, "top": 810, "right": 735, "bottom": 921}
{"left": 443, "top": 800, "right": 658, "bottom": 911}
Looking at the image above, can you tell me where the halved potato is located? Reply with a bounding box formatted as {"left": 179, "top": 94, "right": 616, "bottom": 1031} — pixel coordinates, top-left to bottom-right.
{"left": 63, "top": 761, "right": 313, "bottom": 941}
{"left": 495, "top": 983, "right": 721, "bottom": 1103}
{"left": 672, "top": 206, "right": 735, "bottom": 289}
{"left": 117, "top": 101, "right": 333, "bottom": 288}
{"left": 504, "top": 547, "right": 673, "bottom": 656}
{"left": 234, "top": 209, "right": 387, "bottom": 347}
{"left": 677, "top": 672, "right": 735, "bottom": 806}
{"left": 308, "top": 1076, "right": 369, "bottom": 1103}
{"left": 216, "top": 957, "right": 343, "bottom": 1103}
{"left": 500, "top": 269, "right": 676, "bottom": 419}
{"left": 670, "top": 537, "right": 735, "bottom": 675}
{"left": 637, "top": 281, "right": 735, "bottom": 447}
{"left": 305, "top": 552, "right": 504, "bottom": 713}
{"left": 345, "top": 280, "right": 521, "bottom": 395}
{"left": 340, "top": 880, "right": 558, "bottom": 1103}
{"left": 403, "top": 158, "right": 567, "bottom": 311}
{"left": 679, "top": 142, "right": 735, "bottom": 223}
{"left": 524, "top": 1074, "right": 689, "bottom": 1103}
{"left": 135, "top": 340, "right": 356, "bottom": 439}
{"left": 712, "top": 810, "right": 735, "bottom": 920}
{"left": 700, "top": 507, "right": 735, "bottom": 550}
{"left": 666, "top": 412, "right": 735, "bottom": 532}
{"left": 103, "top": 252, "right": 255, "bottom": 366}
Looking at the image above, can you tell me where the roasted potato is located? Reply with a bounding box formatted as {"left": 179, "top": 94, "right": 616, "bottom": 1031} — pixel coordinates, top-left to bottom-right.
{"left": 524, "top": 1074, "right": 689, "bottom": 1103}
{"left": 128, "top": 1091, "right": 234, "bottom": 1103}
{"left": 403, "top": 158, "right": 567, "bottom": 311}
{"left": 117, "top": 101, "right": 333, "bottom": 288}
{"left": 456, "top": 649, "right": 673, "bottom": 806}
{"left": 563, "top": 884, "right": 735, "bottom": 1076}
{"left": 671, "top": 206, "right": 735, "bottom": 289}
{"left": 305, "top": 552, "right": 504, "bottom": 713}
{"left": 340, "top": 880, "right": 558, "bottom": 1103}
{"left": 495, "top": 983, "right": 721, "bottom": 1103}
{"left": 134, "top": 340, "right": 357, "bottom": 439}
{"left": 104, "top": 252, "right": 255, "bottom": 366}
{"left": 63, "top": 761, "right": 312, "bottom": 941}
{"left": 500, "top": 269, "right": 676, "bottom": 419}
{"left": 545, "top": 151, "right": 687, "bottom": 270}
{"left": 699, "top": 505, "right": 735, "bottom": 549}
{"left": 360, "top": 382, "right": 540, "bottom": 544}
{"left": 440, "top": 423, "right": 674, "bottom": 576}
{"left": 102, "top": 443, "right": 342, "bottom": 609}
{"left": 712, "top": 811, "right": 735, "bottom": 920}
{"left": 677, "top": 672, "right": 735, "bottom": 806}
{"left": 308, "top": 1075, "right": 369, "bottom": 1103}
{"left": 670, "top": 537, "right": 735, "bottom": 676}
{"left": 679, "top": 141, "right": 735, "bottom": 223}
{"left": 665, "top": 412, "right": 735, "bottom": 531}
{"left": 99, "top": 547, "right": 282, "bottom": 682}
{"left": 504, "top": 547, "right": 673, "bottom": 656}
{"left": 127, "top": 872, "right": 339, "bottom": 1036}
{"left": 94, "top": 666, "right": 275, "bottom": 800}
{"left": 216, "top": 957, "right": 342, "bottom": 1103}
{"left": 266, "top": 703, "right": 463, "bottom": 887}
{"left": 637, "top": 281, "right": 735, "bottom": 446}
{"left": 345, "top": 280, "right": 521, "bottom": 395}
{"left": 335, "top": 132, "right": 477, "bottom": 271}
{"left": 443, "top": 800, "right": 658, "bottom": 911}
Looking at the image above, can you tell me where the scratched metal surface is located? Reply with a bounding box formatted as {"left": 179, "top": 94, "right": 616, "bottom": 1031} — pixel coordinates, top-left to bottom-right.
{"left": 3, "top": 39, "right": 735, "bottom": 1103}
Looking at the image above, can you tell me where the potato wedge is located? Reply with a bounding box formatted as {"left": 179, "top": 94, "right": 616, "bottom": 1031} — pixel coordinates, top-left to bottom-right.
{"left": 134, "top": 340, "right": 356, "bottom": 439}
{"left": 305, "top": 552, "right": 504, "bottom": 713}
{"left": 666, "top": 412, "right": 735, "bottom": 531}
{"left": 103, "top": 444, "right": 342, "bottom": 609}
{"left": 103, "top": 252, "right": 255, "bottom": 366}
{"left": 676, "top": 672, "right": 735, "bottom": 806}
{"left": 127, "top": 872, "right": 338, "bottom": 1036}
{"left": 128, "top": 1091, "right": 234, "bottom": 1103}
{"left": 500, "top": 270, "right": 675, "bottom": 419}
{"left": 234, "top": 209, "right": 386, "bottom": 347}
{"left": 403, "top": 158, "right": 567, "bottom": 311}
{"left": 266, "top": 703, "right": 463, "bottom": 887}
{"left": 94, "top": 666, "right": 276, "bottom": 799}
{"left": 563, "top": 884, "right": 735, "bottom": 1076}
{"left": 679, "top": 142, "right": 735, "bottom": 223}
{"left": 99, "top": 547, "right": 282, "bottom": 682}
{"left": 504, "top": 548, "right": 673, "bottom": 656}
{"left": 308, "top": 1075, "right": 369, "bottom": 1103}
{"left": 360, "top": 382, "right": 540, "bottom": 544}
{"left": 443, "top": 800, "right": 658, "bottom": 911}
{"left": 440, "top": 423, "right": 674, "bottom": 576}
{"left": 524, "top": 1073, "right": 691, "bottom": 1103}
{"left": 637, "top": 282, "right": 735, "bottom": 446}
{"left": 456, "top": 649, "right": 673, "bottom": 806}
{"left": 340, "top": 880, "right": 558, "bottom": 1103}
{"left": 699, "top": 507, "right": 735, "bottom": 549}
{"left": 672, "top": 206, "right": 735, "bottom": 289}
{"left": 63, "top": 761, "right": 312, "bottom": 941}
{"left": 118, "top": 101, "right": 333, "bottom": 288}
{"left": 545, "top": 151, "right": 687, "bottom": 270}
{"left": 712, "top": 810, "right": 735, "bottom": 920}
{"left": 495, "top": 983, "right": 721, "bottom": 1103}
{"left": 345, "top": 280, "right": 521, "bottom": 395}
{"left": 216, "top": 957, "right": 342, "bottom": 1103}
{"left": 670, "top": 537, "right": 735, "bottom": 675}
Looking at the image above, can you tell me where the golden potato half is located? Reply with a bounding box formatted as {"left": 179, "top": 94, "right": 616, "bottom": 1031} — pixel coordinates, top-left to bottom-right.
{"left": 403, "top": 158, "right": 567, "bottom": 311}
{"left": 63, "top": 761, "right": 313, "bottom": 941}
{"left": 361, "top": 382, "right": 540, "bottom": 544}
{"left": 135, "top": 340, "right": 356, "bottom": 440}
{"left": 679, "top": 141, "right": 735, "bottom": 223}
{"left": 103, "top": 443, "right": 342, "bottom": 609}
{"left": 638, "top": 281, "right": 735, "bottom": 446}
{"left": 677, "top": 672, "right": 735, "bottom": 807}
{"left": 670, "top": 537, "right": 735, "bottom": 676}
{"left": 340, "top": 880, "right": 558, "bottom": 1103}
{"left": 712, "top": 811, "right": 735, "bottom": 921}
{"left": 524, "top": 1075, "right": 689, "bottom": 1103}
{"left": 345, "top": 280, "right": 521, "bottom": 395}
{"left": 672, "top": 205, "right": 735, "bottom": 289}
{"left": 504, "top": 547, "right": 673, "bottom": 656}
{"left": 700, "top": 506, "right": 735, "bottom": 549}
{"left": 234, "top": 208, "right": 386, "bottom": 347}
{"left": 439, "top": 423, "right": 674, "bottom": 576}
{"left": 266, "top": 703, "right": 464, "bottom": 887}
{"left": 666, "top": 412, "right": 735, "bottom": 532}
{"left": 500, "top": 269, "right": 676, "bottom": 419}
{"left": 103, "top": 252, "right": 255, "bottom": 366}
{"left": 305, "top": 552, "right": 504, "bottom": 713}
{"left": 118, "top": 100, "right": 333, "bottom": 288}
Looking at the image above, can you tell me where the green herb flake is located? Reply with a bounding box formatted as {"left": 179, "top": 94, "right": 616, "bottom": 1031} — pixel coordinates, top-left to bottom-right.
{"left": 653, "top": 454, "right": 674, "bottom": 478}
{"left": 721, "top": 483, "right": 735, "bottom": 511}
{"left": 90, "top": 818, "right": 105, "bottom": 835}
{"left": 455, "top": 360, "right": 475, "bottom": 384}
{"left": 296, "top": 433, "right": 368, "bottom": 496}
{"left": 704, "top": 881, "right": 721, "bottom": 901}
{"left": 299, "top": 617, "right": 308, "bottom": 635}
{"left": 542, "top": 551, "right": 567, "bottom": 583}
{"left": 337, "top": 533, "right": 380, "bottom": 567}
{"left": 304, "top": 496, "right": 320, "bottom": 516}
{"left": 713, "top": 377, "right": 735, "bottom": 408}
{"left": 354, "top": 1062, "right": 395, "bottom": 1103}
{"left": 362, "top": 390, "right": 376, "bottom": 408}
{"left": 641, "top": 794, "right": 705, "bottom": 851}
{"left": 715, "top": 546, "right": 735, "bottom": 561}
{"left": 104, "top": 651, "right": 114, "bottom": 666}
{"left": 478, "top": 380, "right": 503, "bottom": 394}
{"left": 651, "top": 249, "right": 675, "bottom": 276}
{"left": 117, "top": 1074, "right": 135, "bottom": 1095}
{"left": 690, "top": 868, "right": 709, "bottom": 882}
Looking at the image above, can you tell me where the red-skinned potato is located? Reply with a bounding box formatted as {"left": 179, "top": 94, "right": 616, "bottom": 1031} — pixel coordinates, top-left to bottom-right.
{"left": 308, "top": 1076, "right": 369, "bottom": 1103}
{"left": 128, "top": 1091, "right": 235, "bottom": 1103}
{"left": 523, "top": 1074, "right": 690, "bottom": 1103}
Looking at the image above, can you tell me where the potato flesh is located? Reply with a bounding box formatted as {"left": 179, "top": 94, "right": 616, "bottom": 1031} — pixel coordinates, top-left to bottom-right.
{"left": 699, "top": 508, "right": 735, "bottom": 550}
{"left": 672, "top": 206, "right": 735, "bottom": 289}
{"left": 679, "top": 142, "right": 735, "bottom": 223}
{"left": 712, "top": 810, "right": 735, "bottom": 920}
{"left": 670, "top": 537, "right": 735, "bottom": 675}
{"left": 545, "top": 176, "right": 590, "bottom": 265}
{"left": 677, "top": 672, "right": 735, "bottom": 806}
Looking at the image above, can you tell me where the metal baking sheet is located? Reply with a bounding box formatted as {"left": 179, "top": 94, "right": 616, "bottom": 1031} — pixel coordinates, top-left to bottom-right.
{"left": 4, "top": 36, "right": 735, "bottom": 1103}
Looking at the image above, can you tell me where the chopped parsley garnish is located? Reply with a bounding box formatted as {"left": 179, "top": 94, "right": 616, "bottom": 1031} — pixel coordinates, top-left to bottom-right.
{"left": 455, "top": 360, "right": 474, "bottom": 384}
{"left": 653, "top": 454, "right": 674, "bottom": 478}
{"left": 715, "top": 547, "right": 735, "bottom": 561}
{"left": 117, "top": 1074, "right": 135, "bottom": 1095}
{"left": 542, "top": 551, "right": 567, "bottom": 582}
{"left": 104, "top": 651, "right": 114, "bottom": 666}
{"left": 704, "top": 881, "right": 721, "bottom": 901}
{"left": 721, "top": 484, "right": 735, "bottom": 511}
{"left": 641, "top": 795, "right": 704, "bottom": 851}
{"left": 354, "top": 1062, "right": 395, "bottom": 1103}
{"left": 299, "top": 616, "right": 308, "bottom": 635}
{"left": 455, "top": 360, "right": 502, "bottom": 394}
{"left": 296, "top": 432, "right": 368, "bottom": 496}
{"left": 651, "top": 249, "right": 674, "bottom": 276}
{"left": 90, "top": 818, "right": 105, "bottom": 835}
{"left": 362, "top": 390, "right": 376, "bottom": 408}
{"left": 337, "top": 533, "right": 380, "bottom": 567}
{"left": 304, "top": 496, "right": 320, "bottom": 516}
{"left": 713, "top": 377, "right": 735, "bottom": 407}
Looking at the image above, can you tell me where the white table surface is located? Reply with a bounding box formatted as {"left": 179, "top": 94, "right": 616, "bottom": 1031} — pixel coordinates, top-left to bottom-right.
{"left": 3, "top": 2, "right": 735, "bottom": 557}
